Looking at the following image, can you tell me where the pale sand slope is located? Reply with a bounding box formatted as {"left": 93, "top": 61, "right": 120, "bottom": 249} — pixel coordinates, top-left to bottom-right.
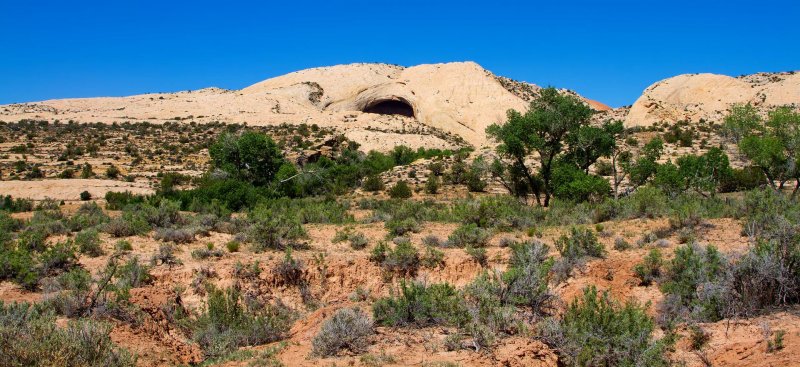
{"left": 0, "top": 62, "right": 607, "bottom": 147}
{"left": 625, "top": 71, "right": 800, "bottom": 127}
{"left": 0, "top": 179, "right": 152, "bottom": 201}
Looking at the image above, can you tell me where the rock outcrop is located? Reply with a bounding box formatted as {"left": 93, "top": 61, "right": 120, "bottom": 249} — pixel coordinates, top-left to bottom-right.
{"left": 625, "top": 71, "right": 800, "bottom": 127}
{"left": 0, "top": 62, "right": 605, "bottom": 148}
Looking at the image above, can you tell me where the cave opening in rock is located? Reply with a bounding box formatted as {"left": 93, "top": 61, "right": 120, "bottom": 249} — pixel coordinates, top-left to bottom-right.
{"left": 363, "top": 99, "right": 415, "bottom": 118}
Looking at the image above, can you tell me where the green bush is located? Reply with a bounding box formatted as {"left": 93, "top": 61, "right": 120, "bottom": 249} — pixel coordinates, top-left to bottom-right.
{"left": 68, "top": 202, "right": 109, "bottom": 232}
{"left": 370, "top": 239, "right": 420, "bottom": 276}
{"left": 246, "top": 206, "right": 306, "bottom": 252}
{"left": 312, "top": 307, "right": 373, "bottom": 357}
{"left": 385, "top": 218, "right": 421, "bottom": 237}
{"left": 424, "top": 175, "right": 440, "bottom": 194}
{"left": 555, "top": 227, "right": 605, "bottom": 260}
{"left": 362, "top": 175, "right": 385, "bottom": 192}
{"left": 190, "top": 286, "right": 294, "bottom": 358}
{"left": 387, "top": 180, "right": 412, "bottom": 199}
{"left": 372, "top": 281, "right": 468, "bottom": 327}
{"left": 633, "top": 249, "right": 663, "bottom": 286}
{"left": 542, "top": 286, "right": 670, "bottom": 367}
{"left": 446, "top": 223, "right": 490, "bottom": 248}
{"left": 0, "top": 301, "right": 137, "bottom": 367}
{"left": 75, "top": 228, "right": 104, "bottom": 257}
{"left": 79, "top": 190, "right": 92, "bottom": 201}
{"left": 719, "top": 166, "right": 766, "bottom": 193}
{"left": 103, "top": 210, "right": 150, "bottom": 238}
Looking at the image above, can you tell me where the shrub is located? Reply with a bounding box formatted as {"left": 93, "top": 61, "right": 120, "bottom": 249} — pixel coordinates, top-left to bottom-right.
{"left": 225, "top": 240, "right": 240, "bottom": 253}
{"left": 372, "top": 281, "right": 468, "bottom": 327}
{"left": 116, "top": 256, "right": 153, "bottom": 289}
{"left": 190, "top": 286, "right": 294, "bottom": 358}
{"left": 613, "top": 237, "right": 631, "bottom": 251}
{"left": 38, "top": 240, "right": 79, "bottom": 277}
{"left": 658, "top": 244, "right": 727, "bottom": 323}
{"left": 151, "top": 244, "right": 182, "bottom": 267}
{"left": 503, "top": 240, "right": 556, "bottom": 313}
{"left": 103, "top": 211, "right": 150, "bottom": 238}
{"left": 246, "top": 207, "right": 306, "bottom": 252}
{"left": 542, "top": 286, "right": 670, "bottom": 366}
{"left": 75, "top": 228, "right": 104, "bottom": 257}
{"left": 689, "top": 325, "right": 710, "bottom": 350}
{"left": 191, "top": 243, "right": 224, "bottom": 260}
{"left": 633, "top": 249, "right": 663, "bottom": 286}
{"left": 555, "top": 227, "right": 605, "bottom": 260}
{"left": 79, "top": 190, "right": 92, "bottom": 201}
{"left": 68, "top": 202, "right": 109, "bottom": 231}
{"left": 362, "top": 175, "right": 385, "bottom": 192}
{"left": 446, "top": 223, "right": 490, "bottom": 248}
{"left": 465, "top": 246, "right": 487, "bottom": 266}
{"left": 425, "top": 175, "right": 440, "bottom": 194}
{"left": 420, "top": 246, "right": 445, "bottom": 268}
{"left": 114, "top": 240, "right": 133, "bottom": 252}
{"left": 387, "top": 181, "right": 412, "bottom": 199}
{"left": 154, "top": 227, "right": 195, "bottom": 244}
{"left": 0, "top": 302, "right": 137, "bottom": 367}
{"left": 312, "top": 307, "right": 373, "bottom": 357}
{"left": 348, "top": 232, "right": 369, "bottom": 250}
{"left": 106, "top": 165, "right": 120, "bottom": 179}
{"left": 385, "top": 218, "right": 420, "bottom": 237}
{"left": 374, "top": 239, "right": 420, "bottom": 276}
{"left": 273, "top": 248, "right": 305, "bottom": 286}
{"left": 422, "top": 234, "right": 443, "bottom": 247}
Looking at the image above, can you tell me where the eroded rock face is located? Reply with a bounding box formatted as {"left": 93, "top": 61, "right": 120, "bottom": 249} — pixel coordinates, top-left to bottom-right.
{"left": 0, "top": 62, "right": 604, "bottom": 148}
{"left": 625, "top": 71, "right": 800, "bottom": 127}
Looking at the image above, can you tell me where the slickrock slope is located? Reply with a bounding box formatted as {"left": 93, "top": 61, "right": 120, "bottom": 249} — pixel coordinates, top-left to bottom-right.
{"left": 625, "top": 71, "right": 800, "bottom": 127}
{"left": 0, "top": 62, "right": 604, "bottom": 148}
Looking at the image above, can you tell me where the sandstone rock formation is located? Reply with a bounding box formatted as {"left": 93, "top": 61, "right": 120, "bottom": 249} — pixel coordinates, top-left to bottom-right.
{"left": 0, "top": 62, "right": 605, "bottom": 149}
{"left": 625, "top": 71, "right": 800, "bottom": 127}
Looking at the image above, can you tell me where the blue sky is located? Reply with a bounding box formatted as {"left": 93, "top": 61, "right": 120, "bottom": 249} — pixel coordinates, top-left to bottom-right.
{"left": 1, "top": 0, "right": 798, "bottom": 107}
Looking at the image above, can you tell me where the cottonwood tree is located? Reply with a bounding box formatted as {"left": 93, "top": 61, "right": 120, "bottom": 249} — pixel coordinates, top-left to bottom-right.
{"left": 736, "top": 106, "right": 800, "bottom": 197}
{"left": 209, "top": 131, "right": 286, "bottom": 186}
{"left": 487, "top": 87, "right": 608, "bottom": 206}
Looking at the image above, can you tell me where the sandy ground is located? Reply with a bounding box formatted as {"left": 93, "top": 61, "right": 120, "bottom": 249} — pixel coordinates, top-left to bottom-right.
{"left": 0, "top": 179, "right": 152, "bottom": 201}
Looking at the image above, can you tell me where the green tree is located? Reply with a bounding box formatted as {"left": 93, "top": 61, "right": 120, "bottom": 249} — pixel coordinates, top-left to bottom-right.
{"left": 722, "top": 103, "right": 762, "bottom": 143}
{"left": 737, "top": 106, "right": 800, "bottom": 196}
{"left": 486, "top": 87, "right": 594, "bottom": 206}
{"left": 626, "top": 137, "right": 664, "bottom": 189}
{"left": 565, "top": 120, "right": 624, "bottom": 173}
{"left": 209, "top": 131, "right": 286, "bottom": 186}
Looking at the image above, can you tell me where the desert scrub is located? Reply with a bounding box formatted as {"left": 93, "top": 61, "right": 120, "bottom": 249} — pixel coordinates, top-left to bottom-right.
{"left": 387, "top": 180, "right": 412, "bottom": 199}
{"left": 75, "top": 228, "right": 104, "bottom": 257}
{"left": 555, "top": 227, "right": 605, "bottom": 259}
{"left": 633, "top": 249, "right": 663, "bottom": 286}
{"left": 151, "top": 243, "right": 182, "bottom": 267}
{"left": 67, "top": 201, "right": 109, "bottom": 231}
{"left": 385, "top": 217, "right": 421, "bottom": 237}
{"left": 0, "top": 301, "right": 137, "bottom": 367}
{"left": 272, "top": 248, "right": 305, "bottom": 286}
{"left": 446, "top": 223, "right": 490, "bottom": 248}
{"left": 154, "top": 227, "right": 196, "bottom": 244}
{"left": 332, "top": 227, "right": 369, "bottom": 250}
{"left": 369, "top": 239, "right": 420, "bottom": 276}
{"left": 312, "top": 307, "right": 373, "bottom": 357}
{"left": 189, "top": 286, "right": 294, "bottom": 359}
{"left": 191, "top": 243, "right": 224, "bottom": 260}
{"left": 103, "top": 210, "right": 150, "bottom": 238}
{"left": 372, "top": 281, "right": 468, "bottom": 327}
{"left": 246, "top": 205, "right": 307, "bottom": 252}
{"left": 420, "top": 246, "right": 445, "bottom": 269}
{"left": 542, "top": 286, "right": 671, "bottom": 366}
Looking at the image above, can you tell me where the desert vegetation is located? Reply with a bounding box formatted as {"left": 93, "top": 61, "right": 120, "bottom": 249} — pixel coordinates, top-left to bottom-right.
{"left": 1, "top": 89, "right": 799, "bottom": 366}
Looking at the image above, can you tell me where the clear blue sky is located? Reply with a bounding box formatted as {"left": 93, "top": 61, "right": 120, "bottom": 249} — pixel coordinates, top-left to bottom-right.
{"left": 1, "top": 0, "right": 798, "bottom": 107}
